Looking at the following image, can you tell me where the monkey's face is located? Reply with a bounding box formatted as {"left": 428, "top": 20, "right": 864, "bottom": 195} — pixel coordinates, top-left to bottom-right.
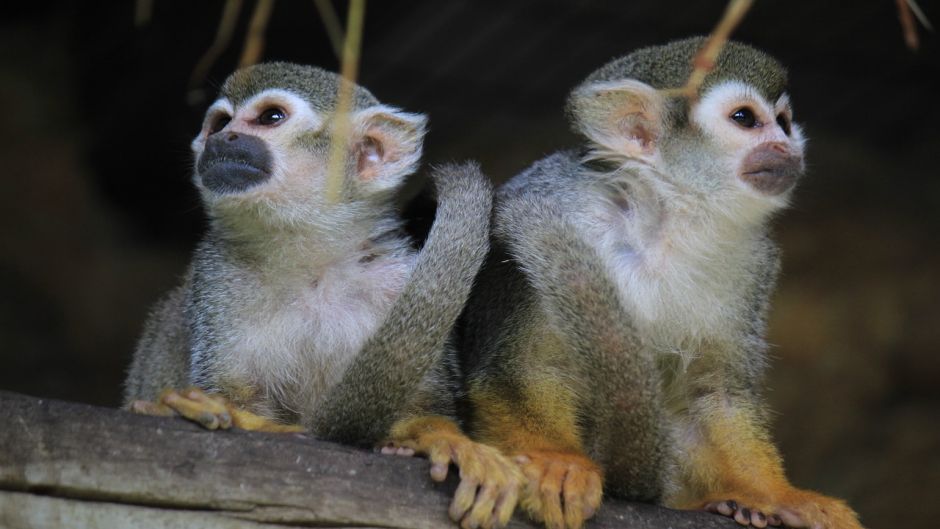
{"left": 688, "top": 80, "right": 805, "bottom": 204}
{"left": 570, "top": 75, "right": 804, "bottom": 222}
{"left": 190, "top": 87, "right": 426, "bottom": 232}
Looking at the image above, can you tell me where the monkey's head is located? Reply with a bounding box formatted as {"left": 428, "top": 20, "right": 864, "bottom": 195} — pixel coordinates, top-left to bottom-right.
{"left": 568, "top": 37, "right": 805, "bottom": 220}
{"left": 191, "top": 62, "right": 426, "bottom": 233}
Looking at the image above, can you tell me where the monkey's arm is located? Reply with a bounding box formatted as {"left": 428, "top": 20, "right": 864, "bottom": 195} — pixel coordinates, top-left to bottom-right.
{"left": 496, "top": 188, "right": 667, "bottom": 498}
{"left": 460, "top": 186, "right": 666, "bottom": 529}
{"left": 675, "top": 360, "right": 862, "bottom": 529}
{"left": 310, "top": 162, "right": 492, "bottom": 445}
{"left": 123, "top": 286, "right": 192, "bottom": 405}
{"left": 672, "top": 265, "right": 863, "bottom": 529}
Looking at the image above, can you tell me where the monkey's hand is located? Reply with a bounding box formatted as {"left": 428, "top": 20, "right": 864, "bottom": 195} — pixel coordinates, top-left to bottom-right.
{"left": 697, "top": 487, "right": 863, "bottom": 529}
{"left": 512, "top": 450, "right": 603, "bottom": 529}
{"left": 385, "top": 416, "right": 523, "bottom": 529}
{"left": 128, "top": 387, "right": 304, "bottom": 433}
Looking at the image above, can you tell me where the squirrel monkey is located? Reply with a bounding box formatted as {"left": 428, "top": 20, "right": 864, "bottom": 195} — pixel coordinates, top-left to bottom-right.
{"left": 124, "top": 62, "right": 520, "bottom": 529}
{"left": 459, "top": 38, "right": 863, "bottom": 529}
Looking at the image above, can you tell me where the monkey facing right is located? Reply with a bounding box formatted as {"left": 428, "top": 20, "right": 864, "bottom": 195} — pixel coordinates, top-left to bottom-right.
{"left": 459, "top": 37, "right": 864, "bottom": 529}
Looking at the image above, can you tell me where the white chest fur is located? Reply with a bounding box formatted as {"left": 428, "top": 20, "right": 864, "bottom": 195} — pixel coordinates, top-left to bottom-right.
{"left": 578, "top": 194, "right": 757, "bottom": 359}
{"left": 219, "top": 254, "right": 414, "bottom": 411}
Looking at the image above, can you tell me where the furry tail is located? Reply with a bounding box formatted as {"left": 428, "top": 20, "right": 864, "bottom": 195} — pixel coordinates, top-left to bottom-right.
{"left": 311, "top": 162, "right": 493, "bottom": 444}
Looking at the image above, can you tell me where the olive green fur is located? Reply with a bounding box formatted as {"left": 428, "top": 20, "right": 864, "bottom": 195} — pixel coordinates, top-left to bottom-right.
{"left": 222, "top": 61, "right": 378, "bottom": 111}
{"left": 582, "top": 37, "right": 787, "bottom": 100}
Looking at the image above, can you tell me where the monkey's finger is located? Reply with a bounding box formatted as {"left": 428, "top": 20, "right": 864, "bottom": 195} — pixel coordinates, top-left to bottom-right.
{"left": 583, "top": 469, "right": 602, "bottom": 518}
{"left": 734, "top": 507, "right": 752, "bottom": 526}
{"left": 426, "top": 439, "right": 455, "bottom": 482}
{"left": 160, "top": 390, "right": 225, "bottom": 430}
{"left": 561, "top": 467, "right": 590, "bottom": 529}
{"left": 776, "top": 508, "right": 809, "bottom": 528}
{"left": 128, "top": 400, "right": 176, "bottom": 417}
{"left": 463, "top": 482, "right": 499, "bottom": 529}
{"left": 539, "top": 462, "right": 567, "bottom": 529}
{"left": 717, "top": 500, "right": 737, "bottom": 516}
{"left": 751, "top": 510, "right": 768, "bottom": 528}
{"left": 492, "top": 480, "right": 520, "bottom": 529}
{"left": 450, "top": 477, "right": 480, "bottom": 522}
{"left": 178, "top": 387, "right": 233, "bottom": 428}
{"left": 766, "top": 514, "right": 783, "bottom": 526}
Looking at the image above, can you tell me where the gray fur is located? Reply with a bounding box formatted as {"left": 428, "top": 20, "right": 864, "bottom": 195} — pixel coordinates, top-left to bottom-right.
{"left": 312, "top": 162, "right": 492, "bottom": 443}
{"left": 461, "top": 38, "right": 798, "bottom": 504}
{"left": 125, "top": 63, "right": 493, "bottom": 448}
{"left": 495, "top": 162, "right": 669, "bottom": 500}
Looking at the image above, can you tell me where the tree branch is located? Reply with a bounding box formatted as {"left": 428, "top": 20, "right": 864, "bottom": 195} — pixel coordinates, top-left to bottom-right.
{"left": 0, "top": 391, "right": 736, "bottom": 529}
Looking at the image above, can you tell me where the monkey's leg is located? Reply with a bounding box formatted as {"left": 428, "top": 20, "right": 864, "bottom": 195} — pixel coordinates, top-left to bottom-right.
{"left": 384, "top": 415, "right": 522, "bottom": 529}
{"left": 469, "top": 384, "right": 603, "bottom": 529}
{"left": 129, "top": 387, "right": 303, "bottom": 433}
{"left": 672, "top": 393, "right": 863, "bottom": 529}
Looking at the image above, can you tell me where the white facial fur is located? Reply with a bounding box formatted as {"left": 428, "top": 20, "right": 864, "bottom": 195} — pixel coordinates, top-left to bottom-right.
{"left": 192, "top": 90, "right": 329, "bottom": 221}
{"left": 191, "top": 90, "right": 426, "bottom": 235}
{"left": 690, "top": 80, "right": 806, "bottom": 210}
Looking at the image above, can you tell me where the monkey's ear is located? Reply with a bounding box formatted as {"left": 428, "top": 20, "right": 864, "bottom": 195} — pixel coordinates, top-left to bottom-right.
{"left": 568, "top": 79, "right": 665, "bottom": 162}
{"left": 351, "top": 106, "right": 427, "bottom": 192}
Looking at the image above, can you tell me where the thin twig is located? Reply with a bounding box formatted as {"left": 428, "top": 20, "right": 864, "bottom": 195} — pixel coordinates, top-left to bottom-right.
{"left": 897, "top": 0, "right": 920, "bottom": 50}
{"left": 662, "top": 0, "right": 754, "bottom": 100}
{"left": 313, "top": 0, "right": 345, "bottom": 61}
{"left": 324, "top": 0, "right": 367, "bottom": 204}
{"left": 905, "top": 0, "right": 934, "bottom": 30}
{"left": 134, "top": 0, "right": 154, "bottom": 27}
{"left": 188, "top": 0, "right": 244, "bottom": 104}
{"left": 240, "top": 0, "right": 277, "bottom": 67}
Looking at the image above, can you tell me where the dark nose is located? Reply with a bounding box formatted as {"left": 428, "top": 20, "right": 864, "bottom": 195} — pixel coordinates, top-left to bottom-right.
{"left": 197, "top": 132, "right": 273, "bottom": 194}
{"left": 739, "top": 142, "right": 804, "bottom": 195}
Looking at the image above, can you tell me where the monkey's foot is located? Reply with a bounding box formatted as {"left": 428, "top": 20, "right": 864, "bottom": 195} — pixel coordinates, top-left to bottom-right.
{"left": 129, "top": 387, "right": 304, "bottom": 433}
{"left": 387, "top": 416, "right": 523, "bottom": 529}
{"left": 697, "top": 488, "right": 863, "bottom": 529}
{"left": 513, "top": 450, "right": 603, "bottom": 529}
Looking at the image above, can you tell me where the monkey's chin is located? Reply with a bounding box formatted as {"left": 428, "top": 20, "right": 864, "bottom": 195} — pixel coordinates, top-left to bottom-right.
{"left": 199, "top": 162, "right": 272, "bottom": 195}
{"left": 739, "top": 168, "right": 801, "bottom": 197}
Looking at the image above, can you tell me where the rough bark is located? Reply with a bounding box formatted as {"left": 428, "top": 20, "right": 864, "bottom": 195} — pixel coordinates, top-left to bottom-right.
{"left": 0, "top": 391, "right": 735, "bottom": 529}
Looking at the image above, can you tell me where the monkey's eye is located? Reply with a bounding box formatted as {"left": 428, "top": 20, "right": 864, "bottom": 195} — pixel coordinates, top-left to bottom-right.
{"left": 776, "top": 113, "right": 792, "bottom": 136}
{"left": 730, "top": 107, "right": 759, "bottom": 129}
{"left": 209, "top": 114, "right": 231, "bottom": 135}
{"left": 258, "top": 107, "right": 287, "bottom": 126}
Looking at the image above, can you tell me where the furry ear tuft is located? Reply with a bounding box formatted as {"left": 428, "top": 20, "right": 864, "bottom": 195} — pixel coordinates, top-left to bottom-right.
{"left": 351, "top": 106, "right": 427, "bottom": 193}
{"left": 568, "top": 79, "right": 665, "bottom": 163}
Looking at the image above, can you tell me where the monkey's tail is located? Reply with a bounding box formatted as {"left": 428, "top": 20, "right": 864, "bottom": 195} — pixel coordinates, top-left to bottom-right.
{"left": 311, "top": 162, "right": 493, "bottom": 445}
{"left": 495, "top": 185, "right": 668, "bottom": 501}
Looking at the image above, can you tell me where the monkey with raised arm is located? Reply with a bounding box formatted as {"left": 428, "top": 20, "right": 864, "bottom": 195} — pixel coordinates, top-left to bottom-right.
{"left": 124, "top": 62, "right": 520, "bottom": 529}
{"left": 460, "top": 38, "right": 863, "bottom": 529}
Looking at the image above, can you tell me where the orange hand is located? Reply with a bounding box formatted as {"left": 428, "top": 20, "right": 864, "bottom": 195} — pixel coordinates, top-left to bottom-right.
{"left": 513, "top": 450, "right": 603, "bottom": 529}
{"left": 387, "top": 416, "right": 523, "bottom": 529}
{"left": 129, "top": 387, "right": 303, "bottom": 433}
{"left": 696, "top": 487, "right": 863, "bottom": 529}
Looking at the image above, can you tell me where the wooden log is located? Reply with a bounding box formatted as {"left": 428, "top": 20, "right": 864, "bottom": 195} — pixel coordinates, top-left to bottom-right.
{"left": 0, "top": 391, "right": 735, "bottom": 529}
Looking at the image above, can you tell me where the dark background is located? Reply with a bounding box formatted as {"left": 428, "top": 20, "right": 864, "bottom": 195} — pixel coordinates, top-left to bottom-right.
{"left": 1, "top": 1, "right": 937, "bottom": 527}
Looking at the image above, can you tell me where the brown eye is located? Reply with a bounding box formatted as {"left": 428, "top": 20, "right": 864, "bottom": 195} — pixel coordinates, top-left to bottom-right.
{"left": 776, "top": 113, "right": 791, "bottom": 136}
{"left": 730, "top": 107, "right": 759, "bottom": 128}
{"left": 258, "top": 107, "right": 286, "bottom": 126}
{"left": 209, "top": 114, "right": 231, "bottom": 134}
